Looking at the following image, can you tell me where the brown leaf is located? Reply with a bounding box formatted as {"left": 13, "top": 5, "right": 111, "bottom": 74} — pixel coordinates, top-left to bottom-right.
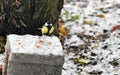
{"left": 88, "top": 70, "right": 103, "bottom": 75}
{"left": 59, "top": 20, "right": 65, "bottom": 26}
{"left": 59, "top": 20, "right": 68, "bottom": 36}
{"left": 111, "top": 25, "right": 120, "bottom": 32}
{"left": 73, "top": 58, "right": 79, "bottom": 64}
{"left": 97, "top": 14, "right": 105, "bottom": 18}
{"left": 59, "top": 25, "right": 68, "bottom": 36}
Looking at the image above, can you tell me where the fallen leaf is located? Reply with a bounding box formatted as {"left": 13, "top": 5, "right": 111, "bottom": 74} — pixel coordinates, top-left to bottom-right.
{"left": 111, "top": 25, "right": 120, "bottom": 32}
{"left": 88, "top": 70, "right": 103, "bottom": 75}
{"left": 59, "top": 25, "right": 68, "bottom": 36}
{"left": 97, "top": 14, "right": 105, "bottom": 18}
{"left": 91, "top": 44, "right": 99, "bottom": 48}
{"left": 71, "top": 15, "right": 79, "bottom": 21}
{"left": 73, "top": 58, "right": 90, "bottom": 65}
{"left": 84, "top": 20, "right": 93, "bottom": 25}
{"left": 78, "top": 58, "right": 90, "bottom": 64}
{"left": 64, "top": 11, "right": 69, "bottom": 16}
{"left": 109, "top": 59, "right": 119, "bottom": 67}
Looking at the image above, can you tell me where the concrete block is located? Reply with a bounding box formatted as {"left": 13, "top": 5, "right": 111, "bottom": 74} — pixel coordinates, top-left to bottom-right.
{"left": 3, "top": 35, "right": 64, "bottom": 75}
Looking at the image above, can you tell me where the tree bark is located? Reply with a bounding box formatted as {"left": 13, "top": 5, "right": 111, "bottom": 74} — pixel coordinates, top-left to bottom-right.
{"left": 0, "top": 0, "right": 64, "bottom": 36}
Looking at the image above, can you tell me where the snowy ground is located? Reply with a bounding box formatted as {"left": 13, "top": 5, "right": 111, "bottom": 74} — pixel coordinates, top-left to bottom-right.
{"left": 61, "top": 0, "right": 120, "bottom": 75}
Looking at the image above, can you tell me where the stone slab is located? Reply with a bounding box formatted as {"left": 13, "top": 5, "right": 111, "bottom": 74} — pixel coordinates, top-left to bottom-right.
{"left": 3, "top": 35, "right": 64, "bottom": 75}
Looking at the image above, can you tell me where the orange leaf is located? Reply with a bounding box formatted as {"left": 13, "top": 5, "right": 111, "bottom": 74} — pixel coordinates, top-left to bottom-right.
{"left": 111, "top": 25, "right": 120, "bottom": 32}
{"left": 59, "top": 25, "right": 68, "bottom": 36}
{"left": 97, "top": 14, "right": 105, "bottom": 18}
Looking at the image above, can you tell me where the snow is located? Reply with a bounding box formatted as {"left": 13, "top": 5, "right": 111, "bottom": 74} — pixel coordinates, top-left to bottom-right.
{"left": 0, "top": 54, "right": 4, "bottom": 64}
{"left": 7, "top": 35, "right": 63, "bottom": 56}
{"left": 61, "top": 0, "right": 120, "bottom": 75}
{"left": 65, "top": 35, "right": 85, "bottom": 46}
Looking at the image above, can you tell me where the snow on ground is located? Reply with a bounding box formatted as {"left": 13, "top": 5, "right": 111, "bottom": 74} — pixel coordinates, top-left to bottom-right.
{"left": 61, "top": 0, "right": 120, "bottom": 75}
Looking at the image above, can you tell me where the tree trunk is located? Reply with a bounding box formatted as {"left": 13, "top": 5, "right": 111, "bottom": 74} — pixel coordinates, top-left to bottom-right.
{"left": 0, "top": 0, "right": 64, "bottom": 36}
